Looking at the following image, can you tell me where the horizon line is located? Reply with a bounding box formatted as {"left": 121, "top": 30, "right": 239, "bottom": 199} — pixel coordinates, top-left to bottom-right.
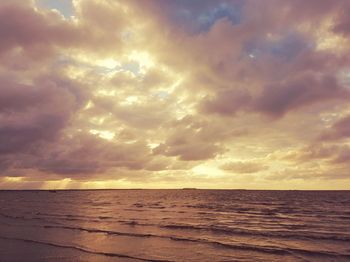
{"left": 0, "top": 188, "right": 349, "bottom": 191}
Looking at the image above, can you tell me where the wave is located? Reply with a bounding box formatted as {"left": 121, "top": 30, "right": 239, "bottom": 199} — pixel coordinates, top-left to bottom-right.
{"left": 0, "top": 212, "right": 112, "bottom": 224}
{"left": 0, "top": 235, "right": 171, "bottom": 262}
{"left": 2, "top": 209, "right": 350, "bottom": 243}
{"left": 169, "top": 236, "right": 350, "bottom": 259}
{"left": 42, "top": 224, "right": 156, "bottom": 238}
{"left": 160, "top": 224, "right": 350, "bottom": 242}
{"left": 3, "top": 222, "right": 350, "bottom": 259}
{"left": 0, "top": 212, "right": 63, "bottom": 225}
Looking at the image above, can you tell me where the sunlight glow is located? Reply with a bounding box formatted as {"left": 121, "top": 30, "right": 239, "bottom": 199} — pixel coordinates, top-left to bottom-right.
{"left": 315, "top": 19, "right": 347, "bottom": 52}
{"left": 128, "top": 51, "right": 155, "bottom": 72}
{"left": 41, "top": 178, "right": 72, "bottom": 190}
{"left": 192, "top": 164, "right": 225, "bottom": 177}
{"left": 120, "top": 95, "right": 140, "bottom": 105}
{"left": 96, "top": 58, "right": 121, "bottom": 69}
{"left": 3, "top": 177, "right": 24, "bottom": 182}
{"left": 89, "top": 129, "right": 115, "bottom": 140}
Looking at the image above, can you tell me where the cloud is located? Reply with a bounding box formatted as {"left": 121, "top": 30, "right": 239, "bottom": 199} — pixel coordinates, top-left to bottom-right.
{"left": 201, "top": 73, "right": 349, "bottom": 118}
{"left": 332, "top": 2, "right": 350, "bottom": 36}
{"left": 254, "top": 73, "right": 348, "bottom": 117}
{"left": 152, "top": 116, "right": 227, "bottom": 161}
{"left": 220, "top": 161, "right": 268, "bottom": 174}
{"left": 0, "top": 1, "right": 77, "bottom": 56}
{"left": 0, "top": 74, "right": 83, "bottom": 155}
{"left": 1, "top": 0, "right": 350, "bottom": 189}
{"left": 154, "top": 142, "right": 223, "bottom": 161}
{"left": 319, "top": 115, "right": 350, "bottom": 141}
{"left": 282, "top": 144, "right": 338, "bottom": 162}
{"left": 200, "top": 88, "right": 252, "bottom": 115}
{"left": 34, "top": 133, "right": 153, "bottom": 176}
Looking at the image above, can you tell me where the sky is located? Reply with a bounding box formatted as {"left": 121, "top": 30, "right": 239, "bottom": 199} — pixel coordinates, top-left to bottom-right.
{"left": 0, "top": 0, "right": 350, "bottom": 190}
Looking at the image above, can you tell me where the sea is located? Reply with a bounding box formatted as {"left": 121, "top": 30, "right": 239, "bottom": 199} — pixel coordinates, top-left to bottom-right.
{"left": 0, "top": 190, "right": 349, "bottom": 262}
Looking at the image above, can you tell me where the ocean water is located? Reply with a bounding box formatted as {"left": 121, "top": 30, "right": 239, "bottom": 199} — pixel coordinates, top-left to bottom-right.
{"left": 0, "top": 190, "right": 349, "bottom": 262}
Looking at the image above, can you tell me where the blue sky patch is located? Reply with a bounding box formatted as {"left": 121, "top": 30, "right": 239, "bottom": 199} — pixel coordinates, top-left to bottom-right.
{"left": 244, "top": 32, "right": 313, "bottom": 61}
{"left": 36, "top": 0, "right": 74, "bottom": 18}
{"left": 164, "top": 0, "right": 244, "bottom": 34}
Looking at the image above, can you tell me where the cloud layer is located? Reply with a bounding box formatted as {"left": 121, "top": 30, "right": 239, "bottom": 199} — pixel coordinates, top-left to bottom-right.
{"left": 1, "top": 0, "right": 350, "bottom": 189}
